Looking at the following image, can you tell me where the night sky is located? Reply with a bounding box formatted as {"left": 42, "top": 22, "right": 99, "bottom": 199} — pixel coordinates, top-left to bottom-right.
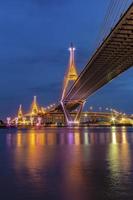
{"left": 0, "top": 0, "right": 133, "bottom": 119}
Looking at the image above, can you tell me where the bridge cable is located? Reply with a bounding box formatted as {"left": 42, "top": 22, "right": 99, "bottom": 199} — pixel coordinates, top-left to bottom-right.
{"left": 65, "top": 0, "right": 130, "bottom": 102}
{"left": 94, "top": 0, "right": 117, "bottom": 50}
{"left": 95, "top": 0, "right": 132, "bottom": 50}
{"left": 64, "top": 0, "right": 133, "bottom": 102}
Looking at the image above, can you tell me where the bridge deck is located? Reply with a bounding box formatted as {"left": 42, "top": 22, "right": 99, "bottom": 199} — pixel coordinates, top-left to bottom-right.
{"left": 64, "top": 3, "right": 133, "bottom": 103}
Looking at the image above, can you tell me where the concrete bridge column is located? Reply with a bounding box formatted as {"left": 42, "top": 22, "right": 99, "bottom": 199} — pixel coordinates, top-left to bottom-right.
{"left": 61, "top": 101, "right": 85, "bottom": 126}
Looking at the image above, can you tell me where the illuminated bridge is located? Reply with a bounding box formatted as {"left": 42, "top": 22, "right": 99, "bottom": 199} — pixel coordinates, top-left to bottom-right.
{"left": 60, "top": 3, "right": 133, "bottom": 125}
{"left": 9, "top": 2, "right": 133, "bottom": 127}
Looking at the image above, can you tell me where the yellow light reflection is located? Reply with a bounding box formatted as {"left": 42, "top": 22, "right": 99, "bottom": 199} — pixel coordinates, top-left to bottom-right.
{"left": 120, "top": 127, "right": 130, "bottom": 171}
{"left": 74, "top": 132, "right": 80, "bottom": 145}
{"left": 111, "top": 126, "right": 117, "bottom": 144}
{"left": 17, "top": 133, "right": 22, "bottom": 147}
{"left": 47, "top": 133, "right": 56, "bottom": 145}
{"left": 84, "top": 132, "right": 89, "bottom": 145}
{"left": 29, "top": 133, "right": 36, "bottom": 146}
{"left": 122, "top": 127, "right": 127, "bottom": 144}
{"left": 108, "top": 127, "right": 131, "bottom": 183}
{"left": 36, "top": 134, "right": 45, "bottom": 146}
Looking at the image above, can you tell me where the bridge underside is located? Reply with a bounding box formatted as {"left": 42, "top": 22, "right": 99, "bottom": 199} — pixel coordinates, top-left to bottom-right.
{"left": 53, "top": 101, "right": 81, "bottom": 112}
{"left": 64, "top": 4, "right": 133, "bottom": 104}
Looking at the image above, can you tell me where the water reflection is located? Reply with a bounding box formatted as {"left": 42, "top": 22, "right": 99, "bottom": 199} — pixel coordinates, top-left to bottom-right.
{"left": 5, "top": 127, "right": 133, "bottom": 146}
{"left": 108, "top": 126, "right": 131, "bottom": 191}
{"left": 1, "top": 127, "right": 133, "bottom": 200}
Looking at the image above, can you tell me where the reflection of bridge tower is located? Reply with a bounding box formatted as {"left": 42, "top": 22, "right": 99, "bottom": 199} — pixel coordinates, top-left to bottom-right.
{"left": 61, "top": 44, "right": 85, "bottom": 126}
{"left": 31, "top": 96, "right": 39, "bottom": 116}
{"left": 62, "top": 43, "right": 78, "bottom": 100}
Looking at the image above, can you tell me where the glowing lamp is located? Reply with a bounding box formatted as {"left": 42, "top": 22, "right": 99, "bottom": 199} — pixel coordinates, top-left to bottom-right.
{"left": 36, "top": 117, "right": 42, "bottom": 127}
{"left": 15, "top": 117, "right": 18, "bottom": 126}
{"left": 111, "top": 117, "right": 116, "bottom": 122}
{"left": 30, "top": 117, "right": 34, "bottom": 125}
{"left": 23, "top": 117, "right": 26, "bottom": 125}
{"left": 7, "top": 117, "right": 11, "bottom": 126}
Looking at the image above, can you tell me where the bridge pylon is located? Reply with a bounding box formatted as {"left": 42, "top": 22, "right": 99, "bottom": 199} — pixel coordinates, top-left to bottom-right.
{"left": 61, "top": 100, "right": 85, "bottom": 126}
{"left": 61, "top": 43, "right": 78, "bottom": 100}
{"left": 61, "top": 43, "right": 84, "bottom": 126}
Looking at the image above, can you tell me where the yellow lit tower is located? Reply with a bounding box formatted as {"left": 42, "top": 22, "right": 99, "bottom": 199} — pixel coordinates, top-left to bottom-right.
{"left": 62, "top": 43, "right": 78, "bottom": 100}
{"left": 31, "top": 96, "right": 39, "bottom": 116}
{"left": 17, "top": 104, "right": 23, "bottom": 121}
{"left": 61, "top": 43, "right": 84, "bottom": 125}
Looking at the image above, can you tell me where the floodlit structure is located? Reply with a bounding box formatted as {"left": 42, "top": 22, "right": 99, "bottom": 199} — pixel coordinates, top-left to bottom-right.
{"left": 8, "top": 3, "right": 133, "bottom": 127}
{"left": 61, "top": 43, "right": 84, "bottom": 125}
{"left": 60, "top": 3, "right": 133, "bottom": 125}
{"left": 31, "top": 96, "right": 39, "bottom": 116}
{"left": 61, "top": 43, "right": 78, "bottom": 100}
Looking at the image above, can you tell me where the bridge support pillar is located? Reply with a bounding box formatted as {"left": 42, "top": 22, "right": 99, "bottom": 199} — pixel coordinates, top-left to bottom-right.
{"left": 61, "top": 101, "right": 85, "bottom": 126}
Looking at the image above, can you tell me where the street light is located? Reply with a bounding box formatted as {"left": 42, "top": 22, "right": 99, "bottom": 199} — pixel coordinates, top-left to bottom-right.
{"left": 99, "top": 107, "right": 102, "bottom": 112}
{"left": 111, "top": 116, "right": 116, "bottom": 125}
{"left": 89, "top": 106, "right": 93, "bottom": 111}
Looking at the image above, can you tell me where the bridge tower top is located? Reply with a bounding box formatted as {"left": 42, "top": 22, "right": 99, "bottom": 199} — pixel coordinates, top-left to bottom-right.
{"left": 31, "top": 96, "right": 39, "bottom": 116}
{"left": 67, "top": 43, "right": 78, "bottom": 80}
{"left": 17, "top": 104, "right": 23, "bottom": 120}
{"left": 62, "top": 43, "right": 78, "bottom": 100}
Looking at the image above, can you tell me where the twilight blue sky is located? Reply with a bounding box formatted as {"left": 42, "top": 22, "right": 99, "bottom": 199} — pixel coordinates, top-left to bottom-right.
{"left": 0, "top": 0, "right": 133, "bottom": 118}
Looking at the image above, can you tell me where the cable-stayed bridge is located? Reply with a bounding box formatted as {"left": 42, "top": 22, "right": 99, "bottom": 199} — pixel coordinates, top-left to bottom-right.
{"left": 9, "top": 1, "right": 133, "bottom": 127}
{"left": 60, "top": 2, "right": 133, "bottom": 125}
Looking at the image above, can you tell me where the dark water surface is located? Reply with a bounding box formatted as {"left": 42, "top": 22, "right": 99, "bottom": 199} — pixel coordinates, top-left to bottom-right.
{"left": 0, "top": 127, "right": 133, "bottom": 200}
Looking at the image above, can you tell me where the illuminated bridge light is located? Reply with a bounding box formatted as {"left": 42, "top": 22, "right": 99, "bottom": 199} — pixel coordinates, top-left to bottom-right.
{"left": 15, "top": 117, "right": 18, "bottom": 126}
{"left": 89, "top": 106, "right": 93, "bottom": 111}
{"left": 7, "top": 117, "right": 11, "bottom": 126}
{"left": 8, "top": 4, "right": 133, "bottom": 127}
{"left": 23, "top": 117, "right": 26, "bottom": 125}
{"left": 68, "top": 120, "right": 80, "bottom": 126}
{"left": 36, "top": 117, "right": 42, "bottom": 127}
{"left": 30, "top": 117, "right": 34, "bottom": 126}
{"left": 111, "top": 117, "right": 116, "bottom": 125}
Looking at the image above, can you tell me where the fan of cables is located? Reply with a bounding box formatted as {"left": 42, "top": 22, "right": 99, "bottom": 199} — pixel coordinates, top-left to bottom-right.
{"left": 93, "top": 0, "right": 133, "bottom": 52}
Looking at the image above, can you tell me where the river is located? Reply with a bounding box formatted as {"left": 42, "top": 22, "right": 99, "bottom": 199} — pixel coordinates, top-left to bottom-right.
{"left": 0, "top": 127, "right": 133, "bottom": 200}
